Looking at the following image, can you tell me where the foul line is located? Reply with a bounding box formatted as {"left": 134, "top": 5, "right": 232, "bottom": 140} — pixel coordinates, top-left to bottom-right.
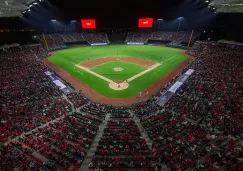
{"left": 75, "top": 63, "right": 161, "bottom": 85}
{"left": 127, "top": 63, "right": 160, "bottom": 82}
{"left": 75, "top": 64, "right": 114, "bottom": 83}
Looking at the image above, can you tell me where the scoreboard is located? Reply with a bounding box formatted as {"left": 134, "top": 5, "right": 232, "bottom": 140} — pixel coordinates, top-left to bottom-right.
{"left": 138, "top": 18, "right": 153, "bottom": 28}
{"left": 81, "top": 19, "right": 96, "bottom": 29}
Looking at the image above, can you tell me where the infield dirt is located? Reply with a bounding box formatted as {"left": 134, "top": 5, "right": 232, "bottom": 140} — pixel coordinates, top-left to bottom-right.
{"left": 78, "top": 56, "right": 159, "bottom": 69}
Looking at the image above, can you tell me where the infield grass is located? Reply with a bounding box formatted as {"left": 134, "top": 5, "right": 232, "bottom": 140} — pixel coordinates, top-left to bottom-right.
{"left": 91, "top": 61, "right": 146, "bottom": 81}
{"left": 47, "top": 45, "right": 189, "bottom": 98}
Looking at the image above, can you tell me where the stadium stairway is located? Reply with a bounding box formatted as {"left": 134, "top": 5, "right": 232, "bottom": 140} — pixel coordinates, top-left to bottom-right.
{"left": 130, "top": 110, "right": 153, "bottom": 150}
{"left": 79, "top": 114, "right": 111, "bottom": 171}
{"left": 62, "top": 94, "right": 75, "bottom": 112}
{"left": 129, "top": 110, "right": 171, "bottom": 170}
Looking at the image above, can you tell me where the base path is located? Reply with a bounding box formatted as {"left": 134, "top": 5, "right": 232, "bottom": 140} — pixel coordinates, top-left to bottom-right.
{"left": 78, "top": 56, "right": 158, "bottom": 69}
{"left": 43, "top": 51, "right": 194, "bottom": 105}
{"left": 75, "top": 59, "right": 160, "bottom": 91}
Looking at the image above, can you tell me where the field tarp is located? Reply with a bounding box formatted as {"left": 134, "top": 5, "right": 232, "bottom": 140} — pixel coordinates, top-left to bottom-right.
{"left": 44, "top": 71, "right": 71, "bottom": 95}
{"left": 156, "top": 69, "right": 194, "bottom": 107}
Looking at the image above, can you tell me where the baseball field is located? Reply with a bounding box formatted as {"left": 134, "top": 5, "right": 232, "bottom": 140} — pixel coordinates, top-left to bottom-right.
{"left": 44, "top": 45, "right": 191, "bottom": 103}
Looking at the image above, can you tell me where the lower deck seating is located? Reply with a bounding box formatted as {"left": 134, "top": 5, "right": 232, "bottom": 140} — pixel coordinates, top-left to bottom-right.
{"left": 89, "top": 119, "right": 153, "bottom": 170}
{"left": 0, "top": 113, "right": 103, "bottom": 170}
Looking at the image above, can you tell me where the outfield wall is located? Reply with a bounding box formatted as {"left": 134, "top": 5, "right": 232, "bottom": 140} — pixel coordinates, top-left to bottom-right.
{"left": 91, "top": 43, "right": 108, "bottom": 46}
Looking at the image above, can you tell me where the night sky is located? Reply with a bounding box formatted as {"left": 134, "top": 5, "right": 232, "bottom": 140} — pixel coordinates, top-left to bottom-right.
{"left": 0, "top": 0, "right": 243, "bottom": 42}
{"left": 49, "top": 0, "right": 183, "bottom": 28}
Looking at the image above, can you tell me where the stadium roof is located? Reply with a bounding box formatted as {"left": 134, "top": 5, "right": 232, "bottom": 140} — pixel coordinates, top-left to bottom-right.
{"left": 210, "top": 0, "right": 243, "bottom": 13}
{"left": 0, "top": 0, "right": 36, "bottom": 18}
{"left": 0, "top": 0, "right": 242, "bottom": 18}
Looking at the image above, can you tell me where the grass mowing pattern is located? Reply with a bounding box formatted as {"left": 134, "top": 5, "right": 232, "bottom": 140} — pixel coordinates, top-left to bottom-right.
{"left": 47, "top": 45, "right": 188, "bottom": 98}
{"left": 91, "top": 61, "right": 146, "bottom": 81}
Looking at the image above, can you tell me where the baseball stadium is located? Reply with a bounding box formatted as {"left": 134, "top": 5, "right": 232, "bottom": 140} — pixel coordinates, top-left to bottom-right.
{"left": 0, "top": 0, "right": 243, "bottom": 171}
{"left": 44, "top": 45, "right": 192, "bottom": 105}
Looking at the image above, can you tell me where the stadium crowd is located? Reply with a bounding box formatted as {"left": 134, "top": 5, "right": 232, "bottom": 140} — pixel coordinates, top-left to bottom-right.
{"left": 0, "top": 45, "right": 71, "bottom": 141}
{"left": 38, "top": 33, "right": 109, "bottom": 50}
{"left": 1, "top": 33, "right": 243, "bottom": 171}
{"left": 133, "top": 42, "right": 243, "bottom": 170}
{"left": 0, "top": 44, "right": 111, "bottom": 170}
{"left": 89, "top": 111, "right": 154, "bottom": 170}
{"left": 125, "top": 31, "right": 199, "bottom": 45}
{"left": 38, "top": 31, "right": 198, "bottom": 51}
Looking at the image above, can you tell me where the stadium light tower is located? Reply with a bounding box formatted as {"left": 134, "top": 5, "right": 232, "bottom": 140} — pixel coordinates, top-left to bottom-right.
{"left": 157, "top": 19, "right": 163, "bottom": 31}
{"left": 177, "top": 17, "right": 183, "bottom": 32}
{"left": 51, "top": 20, "right": 57, "bottom": 32}
{"left": 71, "top": 20, "right": 76, "bottom": 32}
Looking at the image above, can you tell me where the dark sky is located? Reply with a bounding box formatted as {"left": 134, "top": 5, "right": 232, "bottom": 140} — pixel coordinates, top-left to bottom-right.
{"left": 0, "top": 0, "right": 233, "bottom": 29}
{"left": 49, "top": 0, "right": 184, "bottom": 28}
{"left": 1, "top": 0, "right": 243, "bottom": 42}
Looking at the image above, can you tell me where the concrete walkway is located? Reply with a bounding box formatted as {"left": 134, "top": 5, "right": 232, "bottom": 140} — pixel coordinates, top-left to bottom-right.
{"left": 79, "top": 114, "right": 111, "bottom": 171}
{"left": 62, "top": 94, "right": 75, "bottom": 112}
{"left": 131, "top": 110, "right": 153, "bottom": 150}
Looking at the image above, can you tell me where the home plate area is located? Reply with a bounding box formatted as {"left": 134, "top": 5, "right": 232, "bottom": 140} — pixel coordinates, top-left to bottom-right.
{"left": 109, "top": 81, "right": 129, "bottom": 90}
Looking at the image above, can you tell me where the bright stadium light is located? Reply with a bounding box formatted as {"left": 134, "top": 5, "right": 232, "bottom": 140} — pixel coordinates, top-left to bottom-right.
{"left": 33, "top": 2, "right": 38, "bottom": 5}
{"left": 205, "top": 0, "right": 209, "bottom": 3}
{"left": 51, "top": 20, "right": 58, "bottom": 32}
{"left": 177, "top": 17, "right": 183, "bottom": 32}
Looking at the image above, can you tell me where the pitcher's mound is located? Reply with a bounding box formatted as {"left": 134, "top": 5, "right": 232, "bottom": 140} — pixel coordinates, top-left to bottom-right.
{"left": 113, "top": 67, "right": 123, "bottom": 72}
{"left": 109, "top": 82, "right": 129, "bottom": 90}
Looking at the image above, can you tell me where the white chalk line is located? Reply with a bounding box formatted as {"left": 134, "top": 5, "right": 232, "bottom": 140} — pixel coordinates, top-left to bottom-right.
{"left": 75, "top": 63, "right": 161, "bottom": 86}
{"left": 67, "top": 54, "right": 182, "bottom": 90}
{"left": 154, "top": 54, "right": 181, "bottom": 74}
{"left": 127, "top": 63, "right": 160, "bottom": 82}
{"left": 75, "top": 64, "right": 114, "bottom": 83}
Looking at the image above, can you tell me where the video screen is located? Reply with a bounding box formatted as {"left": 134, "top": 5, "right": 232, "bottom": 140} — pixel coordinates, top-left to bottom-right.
{"left": 81, "top": 19, "right": 96, "bottom": 29}
{"left": 138, "top": 18, "right": 154, "bottom": 28}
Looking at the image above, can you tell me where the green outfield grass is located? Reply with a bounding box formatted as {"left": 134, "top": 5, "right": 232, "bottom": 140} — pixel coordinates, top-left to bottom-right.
{"left": 47, "top": 45, "right": 189, "bottom": 98}
{"left": 91, "top": 61, "right": 146, "bottom": 81}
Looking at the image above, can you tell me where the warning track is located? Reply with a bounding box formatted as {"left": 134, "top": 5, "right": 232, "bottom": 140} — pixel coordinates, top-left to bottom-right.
{"left": 43, "top": 51, "right": 194, "bottom": 105}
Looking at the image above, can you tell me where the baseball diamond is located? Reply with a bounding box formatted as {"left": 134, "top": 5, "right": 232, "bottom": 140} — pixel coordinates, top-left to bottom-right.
{"left": 44, "top": 45, "right": 193, "bottom": 104}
